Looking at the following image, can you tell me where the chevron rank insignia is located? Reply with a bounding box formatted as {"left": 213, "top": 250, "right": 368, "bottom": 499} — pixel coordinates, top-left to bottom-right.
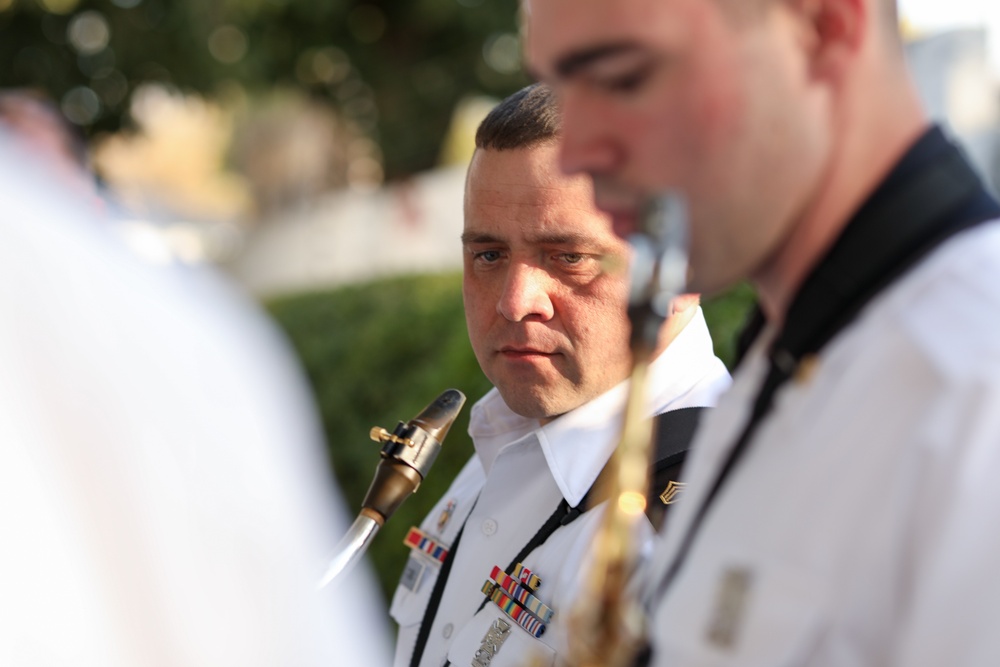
{"left": 659, "top": 480, "right": 687, "bottom": 505}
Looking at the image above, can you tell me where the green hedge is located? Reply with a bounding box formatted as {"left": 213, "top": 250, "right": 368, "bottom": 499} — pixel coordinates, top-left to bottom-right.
{"left": 267, "top": 273, "right": 755, "bottom": 601}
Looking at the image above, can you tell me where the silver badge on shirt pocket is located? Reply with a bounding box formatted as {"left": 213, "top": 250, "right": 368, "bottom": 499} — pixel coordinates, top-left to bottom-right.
{"left": 471, "top": 617, "right": 511, "bottom": 667}
{"left": 705, "top": 567, "right": 754, "bottom": 650}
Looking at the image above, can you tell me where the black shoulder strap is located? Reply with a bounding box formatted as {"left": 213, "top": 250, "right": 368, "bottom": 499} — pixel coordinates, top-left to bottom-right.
{"left": 646, "top": 407, "right": 704, "bottom": 528}
{"left": 651, "top": 407, "right": 703, "bottom": 472}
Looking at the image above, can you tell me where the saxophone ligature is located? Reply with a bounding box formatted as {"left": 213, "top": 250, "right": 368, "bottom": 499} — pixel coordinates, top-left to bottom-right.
{"left": 565, "top": 193, "right": 689, "bottom": 667}
{"left": 319, "top": 388, "right": 466, "bottom": 588}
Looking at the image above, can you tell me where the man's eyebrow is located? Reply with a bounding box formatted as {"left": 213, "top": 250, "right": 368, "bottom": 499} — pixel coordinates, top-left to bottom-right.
{"left": 554, "top": 42, "right": 644, "bottom": 79}
{"left": 461, "top": 232, "right": 504, "bottom": 245}
{"left": 461, "top": 231, "right": 599, "bottom": 246}
{"left": 525, "top": 231, "right": 594, "bottom": 246}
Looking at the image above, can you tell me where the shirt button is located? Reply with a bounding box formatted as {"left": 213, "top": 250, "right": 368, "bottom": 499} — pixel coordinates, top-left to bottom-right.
{"left": 442, "top": 623, "right": 454, "bottom": 639}
{"left": 481, "top": 518, "right": 498, "bottom": 536}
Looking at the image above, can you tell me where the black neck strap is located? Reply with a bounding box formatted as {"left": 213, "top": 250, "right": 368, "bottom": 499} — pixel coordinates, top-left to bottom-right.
{"left": 648, "top": 126, "right": 1000, "bottom": 613}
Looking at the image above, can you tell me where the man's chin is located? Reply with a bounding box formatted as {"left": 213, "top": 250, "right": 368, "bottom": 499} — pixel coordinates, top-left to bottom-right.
{"left": 496, "top": 385, "right": 569, "bottom": 423}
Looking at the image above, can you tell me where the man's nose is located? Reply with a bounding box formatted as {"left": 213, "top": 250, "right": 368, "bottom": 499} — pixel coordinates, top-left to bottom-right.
{"left": 497, "top": 263, "right": 555, "bottom": 322}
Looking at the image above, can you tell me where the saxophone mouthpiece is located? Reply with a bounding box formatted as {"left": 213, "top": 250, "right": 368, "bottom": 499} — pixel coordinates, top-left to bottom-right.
{"left": 361, "top": 389, "right": 466, "bottom": 525}
{"left": 411, "top": 388, "right": 466, "bottom": 445}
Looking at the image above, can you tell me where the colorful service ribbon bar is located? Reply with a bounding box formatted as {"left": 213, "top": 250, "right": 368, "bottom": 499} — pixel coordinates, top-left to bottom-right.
{"left": 488, "top": 566, "right": 554, "bottom": 623}
{"left": 511, "top": 562, "right": 541, "bottom": 591}
{"left": 480, "top": 580, "right": 546, "bottom": 638}
{"left": 403, "top": 527, "right": 448, "bottom": 564}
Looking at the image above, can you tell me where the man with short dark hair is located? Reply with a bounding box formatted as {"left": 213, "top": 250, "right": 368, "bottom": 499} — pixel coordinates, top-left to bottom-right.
{"left": 388, "top": 83, "right": 730, "bottom": 667}
{"left": 524, "top": 0, "right": 1000, "bottom": 665}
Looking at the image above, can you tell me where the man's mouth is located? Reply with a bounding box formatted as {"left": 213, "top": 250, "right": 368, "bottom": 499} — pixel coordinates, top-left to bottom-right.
{"left": 499, "top": 346, "right": 556, "bottom": 360}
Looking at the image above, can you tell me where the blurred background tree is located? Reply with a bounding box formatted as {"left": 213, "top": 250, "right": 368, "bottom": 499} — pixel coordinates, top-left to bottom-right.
{"left": 0, "top": 0, "right": 527, "bottom": 183}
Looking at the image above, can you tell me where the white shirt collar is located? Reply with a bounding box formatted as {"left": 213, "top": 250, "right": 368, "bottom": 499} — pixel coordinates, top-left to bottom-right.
{"left": 468, "top": 307, "right": 729, "bottom": 506}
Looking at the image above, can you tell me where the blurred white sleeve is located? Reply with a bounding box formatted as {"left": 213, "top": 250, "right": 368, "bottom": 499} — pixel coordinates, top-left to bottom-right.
{"left": 0, "top": 135, "right": 390, "bottom": 667}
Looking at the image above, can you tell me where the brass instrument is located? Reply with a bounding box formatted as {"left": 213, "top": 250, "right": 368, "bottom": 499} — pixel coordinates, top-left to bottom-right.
{"left": 566, "top": 194, "right": 689, "bottom": 667}
{"left": 319, "top": 389, "right": 466, "bottom": 588}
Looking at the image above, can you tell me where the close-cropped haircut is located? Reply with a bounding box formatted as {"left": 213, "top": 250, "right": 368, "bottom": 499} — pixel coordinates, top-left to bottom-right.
{"left": 474, "top": 83, "right": 560, "bottom": 151}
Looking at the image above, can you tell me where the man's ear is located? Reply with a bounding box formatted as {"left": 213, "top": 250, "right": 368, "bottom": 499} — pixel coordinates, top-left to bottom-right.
{"left": 788, "top": 0, "right": 867, "bottom": 83}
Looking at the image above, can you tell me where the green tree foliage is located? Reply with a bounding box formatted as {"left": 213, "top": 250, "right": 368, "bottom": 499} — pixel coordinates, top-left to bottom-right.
{"left": 1, "top": 0, "right": 526, "bottom": 178}
{"left": 267, "top": 273, "right": 755, "bottom": 601}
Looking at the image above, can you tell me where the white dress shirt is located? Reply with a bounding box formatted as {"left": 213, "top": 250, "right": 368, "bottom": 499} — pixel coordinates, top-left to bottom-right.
{"left": 645, "top": 221, "right": 1000, "bottom": 667}
{"left": 391, "top": 309, "right": 730, "bottom": 667}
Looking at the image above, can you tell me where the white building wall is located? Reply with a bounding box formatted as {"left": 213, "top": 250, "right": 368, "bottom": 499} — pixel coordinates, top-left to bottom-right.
{"left": 226, "top": 165, "right": 467, "bottom": 298}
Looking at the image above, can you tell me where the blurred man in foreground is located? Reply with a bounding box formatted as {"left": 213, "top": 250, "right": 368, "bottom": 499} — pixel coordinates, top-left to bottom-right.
{"left": 525, "top": 0, "right": 1000, "bottom": 665}
{"left": 389, "top": 84, "right": 729, "bottom": 667}
{"left": 0, "top": 128, "right": 390, "bottom": 667}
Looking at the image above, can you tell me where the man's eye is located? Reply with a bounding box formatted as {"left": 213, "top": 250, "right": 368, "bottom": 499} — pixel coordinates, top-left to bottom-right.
{"left": 473, "top": 250, "right": 503, "bottom": 263}
{"left": 556, "top": 253, "right": 602, "bottom": 272}
{"left": 590, "top": 60, "right": 657, "bottom": 95}
{"left": 605, "top": 71, "right": 647, "bottom": 93}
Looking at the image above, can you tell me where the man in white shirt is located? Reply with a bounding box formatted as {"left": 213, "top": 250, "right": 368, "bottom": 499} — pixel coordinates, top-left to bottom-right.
{"left": 0, "top": 131, "right": 391, "bottom": 667}
{"left": 390, "top": 84, "right": 730, "bottom": 667}
{"left": 524, "top": 0, "right": 1000, "bottom": 665}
